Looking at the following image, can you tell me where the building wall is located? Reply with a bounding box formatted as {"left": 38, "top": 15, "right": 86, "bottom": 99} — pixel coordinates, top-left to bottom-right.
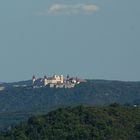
{"left": 44, "top": 75, "right": 64, "bottom": 86}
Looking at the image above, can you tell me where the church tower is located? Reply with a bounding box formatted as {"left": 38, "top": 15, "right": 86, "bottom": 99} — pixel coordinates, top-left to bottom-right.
{"left": 32, "top": 75, "right": 36, "bottom": 85}
{"left": 60, "top": 75, "right": 64, "bottom": 83}
{"left": 44, "top": 75, "right": 48, "bottom": 86}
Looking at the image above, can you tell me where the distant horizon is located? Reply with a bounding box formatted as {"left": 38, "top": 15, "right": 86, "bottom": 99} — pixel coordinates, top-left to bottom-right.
{"left": 1, "top": 76, "right": 140, "bottom": 83}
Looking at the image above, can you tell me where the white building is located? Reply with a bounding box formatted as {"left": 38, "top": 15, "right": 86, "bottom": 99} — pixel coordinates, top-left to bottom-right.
{"left": 32, "top": 74, "right": 85, "bottom": 88}
{"left": 44, "top": 75, "right": 64, "bottom": 86}
{"left": 33, "top": 75, "right": 64, "bottom": 87}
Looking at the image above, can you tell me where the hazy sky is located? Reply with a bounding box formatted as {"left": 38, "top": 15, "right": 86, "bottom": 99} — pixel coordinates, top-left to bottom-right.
{"left": 0, "top": 0, "right": 140, "bottom": 82}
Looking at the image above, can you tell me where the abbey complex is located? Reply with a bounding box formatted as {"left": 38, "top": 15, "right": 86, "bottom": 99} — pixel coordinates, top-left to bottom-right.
{"left": 32, "top": 74, "right": 86, "bottom": 88}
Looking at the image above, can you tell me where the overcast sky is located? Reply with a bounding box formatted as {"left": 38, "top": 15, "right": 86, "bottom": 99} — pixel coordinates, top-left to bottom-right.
{"left": 0, "top": 0, "right": 140, "bottom": 82}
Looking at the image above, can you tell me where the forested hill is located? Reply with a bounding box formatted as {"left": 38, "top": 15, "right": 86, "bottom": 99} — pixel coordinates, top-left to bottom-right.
{"left": 0, "top": 105, "right": 140, "bottom": 140}
{"left": 0, "top": 80, "right": 140, "bottom": 113}
{"left": 0, "top": 80, "right": 140, "bottom": 130}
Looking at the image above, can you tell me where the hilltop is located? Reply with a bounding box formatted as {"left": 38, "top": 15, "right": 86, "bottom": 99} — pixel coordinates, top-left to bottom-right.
{"left": 0, "top": 79, "right": 140, "bottom": 130}
{"left": 0, "top": 105, "right": 140, "bottom": 140}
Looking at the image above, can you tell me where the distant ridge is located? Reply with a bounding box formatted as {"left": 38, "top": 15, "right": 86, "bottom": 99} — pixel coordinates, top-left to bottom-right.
{"left": 0, "top": 79, "right": 140, "bottom": 130}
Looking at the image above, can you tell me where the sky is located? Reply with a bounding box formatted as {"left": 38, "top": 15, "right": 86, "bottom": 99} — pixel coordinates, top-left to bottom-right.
{"left": 0, "top": 0, "right": 140, "bottom": 82}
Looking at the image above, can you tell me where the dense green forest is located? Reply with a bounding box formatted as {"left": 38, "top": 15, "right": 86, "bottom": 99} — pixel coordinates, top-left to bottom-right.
{"left": 0, "top": 105, "right": 140, "bottom": 140}
{"left": 0, "top": 80, "right": 140, "bottom": 130}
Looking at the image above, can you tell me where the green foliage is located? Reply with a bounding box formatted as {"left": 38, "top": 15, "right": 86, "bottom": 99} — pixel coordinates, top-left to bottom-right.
{"left": 0, "top": 80, "right": 140, "bottom": 130}
{"left": 0, "top": 105, "right": 140, "bottom": 140}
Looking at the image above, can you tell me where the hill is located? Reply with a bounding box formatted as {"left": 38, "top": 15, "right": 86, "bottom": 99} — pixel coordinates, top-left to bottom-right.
{"left": 0, "top": 79, "right": 140, "bottom": 130}
{"left": 0, "top": 105, "right": 140, "bottom": 140}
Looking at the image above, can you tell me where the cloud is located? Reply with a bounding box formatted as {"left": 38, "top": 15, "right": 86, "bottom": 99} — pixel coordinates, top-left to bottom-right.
{"left": 36, "top": 4, "right": 99, "bottom": 16}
